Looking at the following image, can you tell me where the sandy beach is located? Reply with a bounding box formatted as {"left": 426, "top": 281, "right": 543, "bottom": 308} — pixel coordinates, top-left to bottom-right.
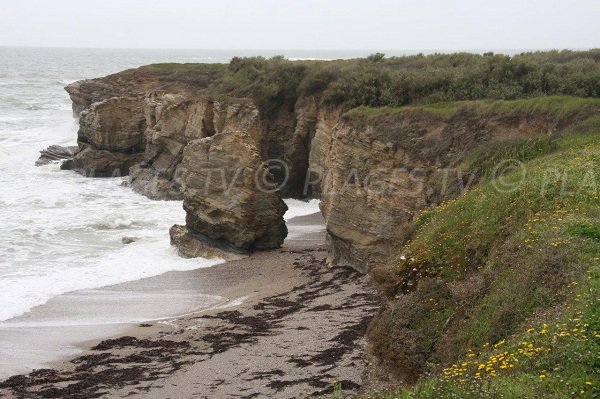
{"left": 0, "top": 212, "right": 379, "bottom": 398}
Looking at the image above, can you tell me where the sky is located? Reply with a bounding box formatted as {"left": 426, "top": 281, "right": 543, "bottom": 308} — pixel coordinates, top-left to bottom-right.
{"left": 0, "top": 0, "right": 599, "bottom": 50}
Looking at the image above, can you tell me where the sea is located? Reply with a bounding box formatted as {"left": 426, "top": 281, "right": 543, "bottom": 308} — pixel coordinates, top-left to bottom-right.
{"left": 0, "top": 47, "right": 338, "bottom": 324}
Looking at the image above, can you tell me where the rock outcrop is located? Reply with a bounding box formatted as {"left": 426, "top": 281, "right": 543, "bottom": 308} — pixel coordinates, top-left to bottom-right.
{"left": 64, "top": 64, "right": 223, "bottom": 115}
{"left": 169, "top": 225, "right": 249, "bottom": 261}
{"left": 129, "top": 94, "right": 261, "bottom": 200}
{"left": 63, "top": 69, "right": 310, "bottom": 198}
{"left": 317, "top": 111, "right": 435, "bottom": 273}
{"left": 170, "top": 130, "right": 288, "bottom": 258}
{"left": 35, "top": 145, "right": 78, "bottom": 166}
{"left": 61, "top": 97, "right": 146, "bottom": 177}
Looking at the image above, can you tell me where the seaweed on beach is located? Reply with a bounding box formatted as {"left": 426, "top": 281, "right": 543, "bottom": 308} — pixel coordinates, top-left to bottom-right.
{"left": 0, "top": 250, "right": 379, "bottom": 399}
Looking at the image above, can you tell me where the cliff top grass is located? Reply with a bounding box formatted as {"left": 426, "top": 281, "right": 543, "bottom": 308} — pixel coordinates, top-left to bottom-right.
{"left": 343, "top": 96, "right": 600, "bottom": 121}
{"left": 363, "top": 129, "right": 600, "bottom": 398}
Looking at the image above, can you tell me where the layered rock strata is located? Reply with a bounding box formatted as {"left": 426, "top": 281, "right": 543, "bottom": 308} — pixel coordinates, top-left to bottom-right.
{"left": 61, "top": 97, "right": 146, "bottom": 177}
{"left": 170, "top": 131, "right": 288, "bottom": 258}
{"left": 129, "top": 94, "right": 261, "bottom": 200}
{"left": 315, "top": 107, "right": 596, "bottom": 272}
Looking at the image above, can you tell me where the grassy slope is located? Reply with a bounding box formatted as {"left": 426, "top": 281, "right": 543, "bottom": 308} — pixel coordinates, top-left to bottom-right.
{"left": 360, "top": 128, "right": 600, "bottom": 398}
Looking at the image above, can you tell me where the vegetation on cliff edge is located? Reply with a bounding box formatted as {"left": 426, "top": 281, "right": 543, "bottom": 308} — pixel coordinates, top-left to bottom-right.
{"left": 359, "top": 128, "right": 600, "bottom": 398}
{"left": 143, "top": 49, "right": 600, "bottom": 114}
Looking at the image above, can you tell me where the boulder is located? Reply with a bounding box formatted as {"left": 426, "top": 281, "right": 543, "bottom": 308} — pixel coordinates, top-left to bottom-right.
{"left": 169, "top": 225, "right": 248, "bottom": 261}
{"left": 121, "top": 236, "right": 139, "bottom": 244}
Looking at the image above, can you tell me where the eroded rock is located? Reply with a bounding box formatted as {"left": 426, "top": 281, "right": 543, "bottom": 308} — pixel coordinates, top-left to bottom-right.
{"left": 61, "top": 144, "right": 145, "bottom": 177}
{"left": 318, "top": 116, "right": 432, "bottom": 273}
{"left": 128, "top": 94, "right": 261, "bottom": 200}
{"left": 169, "top": 225, "right": 248, "bottom": 261}
{"left": 35, "top": 145, "right": 78, "bottom": 166}
{"left": 171, "top": 130, "right": 288, "bottom": 257}
{"left": 62, "top": 97, "right": 146, "bottom": 177}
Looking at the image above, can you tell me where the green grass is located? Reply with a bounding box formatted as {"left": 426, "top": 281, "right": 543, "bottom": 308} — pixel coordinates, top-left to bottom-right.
{"left": 456, "top": 136, "right": 559, "bottom": 180}
{"left": 344, "top": 101, "right": 465, "bottom": 119}
{"left": 364, "top": 266, "right": 600, "bottom": 399}
{"left": 476, "top": 96, "right": 600, "bottom": 118}
{"left": 566, "top": 223, "right": 600, "bottom": 241}
{"left": 344, "top": 96, "right": 600, "bottom": 121}
{"left": 363, "top": 130, "right": 600, "bottom": 399}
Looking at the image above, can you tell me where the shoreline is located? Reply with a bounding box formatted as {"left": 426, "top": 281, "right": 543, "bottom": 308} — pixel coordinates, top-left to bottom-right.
{"left": 0, "top": 210, "right": 323, "bottom": 378}
{"left": 0, "top": 212, "right": 380, "bottom": 398}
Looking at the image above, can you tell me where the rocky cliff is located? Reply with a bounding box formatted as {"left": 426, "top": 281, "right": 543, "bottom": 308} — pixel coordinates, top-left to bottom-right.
{"left": 60, "top": 63, "right": 600, "bottom": 271}
{"left": 63, "top": 65, "right": 297, "bottom": 255}
{"left": 316, "top": 103, "right": 597, "bottom": 272}
{"left": 129, "top": 94, "right": 262, "bottom": 200}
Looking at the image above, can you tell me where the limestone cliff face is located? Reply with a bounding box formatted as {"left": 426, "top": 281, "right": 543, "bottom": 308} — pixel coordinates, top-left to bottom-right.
{"left": 64, "top": 65, "right": 213, "bottom": 115}
{"left": 62, "top": 97, "right": 147, "bottom": 177}
{"left": 65, "top": 80, "right": 126, "bottom": 115}
{"left": 315, "top": 111, "right": 438, "bottom": 273}
{"left": 64, "top": 77, "right": 314, "bottom": 198}
{"left": 129, "top": 94, "right": 261, "bottom": 200}
{"left": 305, "top": 104, "right": 344, "bottom": 198}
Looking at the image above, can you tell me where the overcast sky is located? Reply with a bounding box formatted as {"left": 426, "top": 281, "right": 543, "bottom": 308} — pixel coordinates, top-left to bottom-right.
{"left": 0, "top": 0, "right": 599, "bottom": 50}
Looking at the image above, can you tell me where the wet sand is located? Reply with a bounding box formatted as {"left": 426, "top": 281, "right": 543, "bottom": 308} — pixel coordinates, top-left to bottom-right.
{"left": 0, "top": 213, "right": 380, "bottom": 398}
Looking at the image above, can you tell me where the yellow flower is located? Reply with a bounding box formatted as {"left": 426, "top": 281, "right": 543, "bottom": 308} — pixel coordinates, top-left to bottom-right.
{"left": 539, "top": 374, "right": 546, "bottom": 379}
{"left": 585, "top": 381, "right": 593, "bottom": 386}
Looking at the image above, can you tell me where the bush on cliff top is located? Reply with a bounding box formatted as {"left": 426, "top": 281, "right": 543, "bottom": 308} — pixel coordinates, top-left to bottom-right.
{"left": 362, "top": 130, "right": 600, "bottom": 398}
{"left": 144, "top": 50, "right": 600, "bottom": 114}
{"left": 317, "top": 50, "right": 600, "bottom": 110}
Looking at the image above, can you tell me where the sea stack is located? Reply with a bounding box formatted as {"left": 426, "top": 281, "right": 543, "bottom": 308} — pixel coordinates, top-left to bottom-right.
{"left": 170, "top": 130, "right": 288, "bottom": 259}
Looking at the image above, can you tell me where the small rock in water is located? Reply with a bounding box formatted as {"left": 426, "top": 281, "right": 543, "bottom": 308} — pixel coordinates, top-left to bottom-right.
{"left": 121, "top": 236, "right": 138, "bottom": 244}
{"left": 35, "top": 145, "right": 78, "bottom": 166}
